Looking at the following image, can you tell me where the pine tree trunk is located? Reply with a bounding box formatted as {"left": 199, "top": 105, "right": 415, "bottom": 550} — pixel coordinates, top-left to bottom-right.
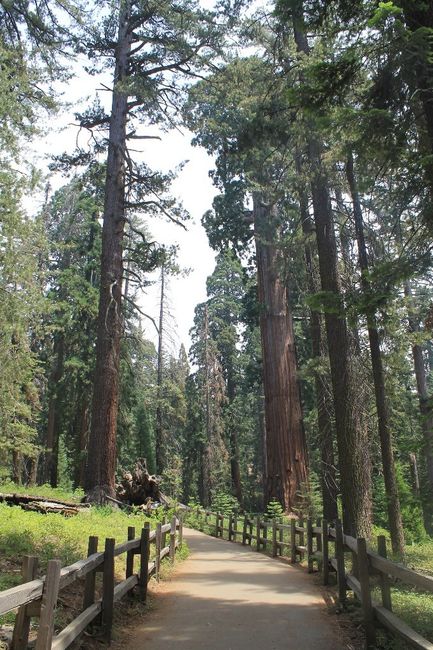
{"left": 202, "top": 305, "right": 211, "bottom": 506}
{"left": 405, "top": 282, "right": 433, "bottom": 534}
{"left": 291, "top": 5, "right": 372, "bottom": 537}
{"left": 401, "top": 1, "right": 433, "bottom": 219}
{"left": 73, "top": 389, "right": 90, "bottom": 489}
{"left": 227, "top": 371, "right": 243, "bottom": 505}
{"left": 253, "top": 193, "right": 309, "bottom": 513}
{"left": 297, "top": 161, "right": 338, "bottom": 521}
{"left": 306, "top": 140, "right": 372, "bottom": 537}
{"left": 85, "top": 0, "right": 132, "bottom": 502}
{"left": 257, "top": 386, "right": 267, "bottom": 511}
{"left": 346, "top": 153, "right": 404, "bottom": 554}
{"left": 27, "top": 456, "right": 38, "bottom": 486}
{"left": 12, "top": 451, "right": 22, "bottom": 485}
{"left": 44, "top": 335, "right": 64, "bottom": 487}
{"left": 156, "top": 264, "right": 165, "bottom": 474}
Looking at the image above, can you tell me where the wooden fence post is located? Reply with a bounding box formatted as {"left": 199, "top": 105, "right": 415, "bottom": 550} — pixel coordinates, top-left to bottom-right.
{"left": 335, "top": 520, "right": 346, "bottom": 605}
{"left": 215, "top": 513, "right": 219, "bottom": 538}
{"left": 228, "top": 514, "right": 233, "bottom": 542}
{"left": 12, "top": 555, "right": 39, "bottom": 650}
{"left": 299, "top": 517, "right": 305, "bottom": 546}
{"left": 155, "top": 522, "right": 162, "bottom": 581}
{"left": 263, "top": 520, "right": 268, "bottom": 551}
{"left": 178, "top": 514, "right": 184, "bottom": 547}
{"left": 139, "top": 523, "right": 150, "bottom": 601}
{"left": 220, "top": 514, "right": 224, "bottom": 538}
{"left": 102, "top": 538, "right": 115, "bottom": 643}
{"left": 35, "top": 559, "right": 61, "bottom": 650}
{"left": 272, "top": 519, "right": 277, "bottom": 557}
{"left": 169, "top": 516, "right": 177, "bottom": 563}
{"left": 307, "top": 518, "right": 314, "bottom": 572}
{"left": 256, "top": 516, "right": 261, "bottom": 552}
{"left": 278, "top": 517, "right": 283, "bottom": 556}
{"left": 316, "top": 518, "right": 323, "bottom": 572}
{"left": 249, "top": 518, "right": 253, "bottom": 545}
{"left": 126, "top": 526, "right": 135, "bottom": 579}
{"left": 290, "top": 519, "right": 296, "bottom": 564}
{"left": 83, "top": 536, "right": 98, "bottom": 611}
{"left": 377, "top": 535, "right": 392, "bottom": 611}
{"left": 242, "top": 515, "right": 247, "bottom": 545}
{"left": 322, "top": 519, "right": 329, "bottom": 586}
{"left": 357, "top": 537, "right": 376, "bottom": 648}
{"left": 161, "top": 515, "right": 167, "bottom": 548}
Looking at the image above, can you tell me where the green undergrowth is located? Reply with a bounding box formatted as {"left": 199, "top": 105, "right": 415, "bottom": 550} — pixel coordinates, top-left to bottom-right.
{"left": 372, "top": 528, "right": 433, "bottom": 644}
{"left": 0, "top": 502, "right": 166, "bottom": 569}
{"left": 0, "top": 486, "right": 184, "bottom": 630}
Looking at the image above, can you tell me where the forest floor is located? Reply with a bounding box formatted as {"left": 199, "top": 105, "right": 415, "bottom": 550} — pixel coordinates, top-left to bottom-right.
{"left": 122, "top": 527, "right": 352, "bottom": 650}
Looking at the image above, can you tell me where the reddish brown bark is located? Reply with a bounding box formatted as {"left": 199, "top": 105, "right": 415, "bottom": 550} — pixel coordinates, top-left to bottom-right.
{"left": 84, "top": 1, "right": 132, "bottom": 502}
{"left": 253, "top": 193, "right": 309, "bottom": 513}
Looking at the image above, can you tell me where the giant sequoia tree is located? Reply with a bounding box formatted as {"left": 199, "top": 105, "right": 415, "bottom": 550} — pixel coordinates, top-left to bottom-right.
{"left": 187, "top": 58, "right": 309, "bottom": 512}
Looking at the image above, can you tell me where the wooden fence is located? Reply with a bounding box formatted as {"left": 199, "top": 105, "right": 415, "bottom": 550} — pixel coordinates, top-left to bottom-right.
{"left": 0, "top": 515, "right": 183, "bottom": 650}
{"left": 190, "top": 508, "right": 433, "bottom": 650}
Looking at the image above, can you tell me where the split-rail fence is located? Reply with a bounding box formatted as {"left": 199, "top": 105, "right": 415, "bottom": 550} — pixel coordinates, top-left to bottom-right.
{"left": 0, "top": 515, "right": 183, "bottom": 650}
{"left": 190, "top": 508, "right": 433, "bottom": 650}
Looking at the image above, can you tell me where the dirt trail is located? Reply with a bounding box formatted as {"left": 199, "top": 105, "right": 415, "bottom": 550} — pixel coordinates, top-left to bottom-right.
{"left": 124, "top": 528, "right": 348, "bottom": 650}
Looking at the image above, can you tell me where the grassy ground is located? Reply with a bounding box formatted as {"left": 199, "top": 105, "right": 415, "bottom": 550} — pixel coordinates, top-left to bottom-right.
{"left": 185, "top": 510, "right": 433, "bottom": 648}
{"left": 0, "top": 483, "right": 186, "bottom": 641}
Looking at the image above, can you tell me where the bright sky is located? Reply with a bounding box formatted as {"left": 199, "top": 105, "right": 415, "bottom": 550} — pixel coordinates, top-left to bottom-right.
{"left": 30, "top": 63, "right": 218, "bottom": 355}
{"left": 134, "top": 132, "right": 217, "bottom": 352}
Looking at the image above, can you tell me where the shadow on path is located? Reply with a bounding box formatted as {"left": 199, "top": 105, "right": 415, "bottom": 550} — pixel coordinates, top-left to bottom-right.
{"left": 124, "top": 528, "right": 346, "bottom": 650}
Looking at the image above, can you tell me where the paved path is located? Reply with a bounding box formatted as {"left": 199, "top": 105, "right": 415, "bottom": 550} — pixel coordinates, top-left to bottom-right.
{"left": 125, "top": 528, "right": 347, "bottom": 650}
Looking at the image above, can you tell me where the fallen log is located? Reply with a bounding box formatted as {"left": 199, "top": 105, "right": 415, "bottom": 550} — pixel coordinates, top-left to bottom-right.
{"left": 0, "top": 493, "right": 89, "bottom": 516}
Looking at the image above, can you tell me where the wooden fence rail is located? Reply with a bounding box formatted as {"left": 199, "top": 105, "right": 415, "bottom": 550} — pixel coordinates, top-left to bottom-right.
{"left": 0, "top": 515, "right": 183, "bottom": 650}
{"left": 189, "top": 508, "right": 433, "bottom": 650}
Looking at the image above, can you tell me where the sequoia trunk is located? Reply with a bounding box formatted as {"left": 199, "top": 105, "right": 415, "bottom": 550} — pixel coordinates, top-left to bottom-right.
{"left": 253, "top": 193, "right": 309, "bottom": 513}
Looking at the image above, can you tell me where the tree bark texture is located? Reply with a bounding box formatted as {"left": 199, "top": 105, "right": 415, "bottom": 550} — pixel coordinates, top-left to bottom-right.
{"left": 291, "top": 5, "right": 372, "bottom": 537}
{"left": 253, "top": 193, "right": 309, "bottom": 513}
{"left": 44, "top": 335, "right": 64, "bottom": 488}
{"left": 308, "top": 142, "right": 372, "bottom": 537}
{"left": 297, "top": 159, "right": 338, "bottom": 521}
{"left": 405, "top": 281, "right": 433, "bottom": 534}
{"left": 156, "top": 263, "right": 165, "bottom": 474}
{"left": 401, "top": 1, "right": 433, "bottom": 222}
{"left": 202, "top": 305, "right": 211, "bottom": 507}
{"left": 73, "top": 390, "right": 90, "bottom": 489}
{"left": 85, "top": 0, "right": 132, "bottom": 501}
{"left": 226, "top": 365, "right": 243, "bottom": 505}
{"left": 346, "top": 152, "right": 404, "bottom": 554}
